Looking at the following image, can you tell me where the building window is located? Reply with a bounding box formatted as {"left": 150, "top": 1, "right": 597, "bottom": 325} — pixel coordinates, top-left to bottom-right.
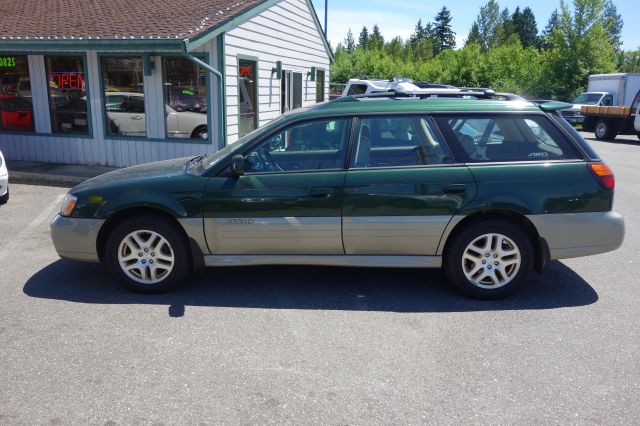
{"left": 45, "top": 56, "right": 89, "bottom": 134}
{"left": 238, "top": 59, "right": 258, "bottom": 138}
{"left": 316, "top": 70, "right": 325, "bottom": 103}
{"left": 162, "top": 57, "right": 208, "bottom": 140}
{"left": 0, "top": 55, "right": 34, "bottom": 132}
{"left": 101, "top": 57, "right": 146, "bottom": 137}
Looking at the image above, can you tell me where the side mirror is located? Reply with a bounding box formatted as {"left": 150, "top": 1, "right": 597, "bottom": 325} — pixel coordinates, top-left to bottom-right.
{"left": 231, "top": 154, "right": 245, "bottom": 176}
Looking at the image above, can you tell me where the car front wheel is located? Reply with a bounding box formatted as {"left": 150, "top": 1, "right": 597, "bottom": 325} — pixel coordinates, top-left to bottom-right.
{"left": 104, "top": 215, "right": 191, "bottom": 293}
{"left": 444, "top": 220, "right": 534, "bottom": 299}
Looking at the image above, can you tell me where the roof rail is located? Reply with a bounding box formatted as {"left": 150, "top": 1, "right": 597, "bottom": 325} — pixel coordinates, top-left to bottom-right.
{"left": 334, "top": 88, "right": 525, "bottom": 102}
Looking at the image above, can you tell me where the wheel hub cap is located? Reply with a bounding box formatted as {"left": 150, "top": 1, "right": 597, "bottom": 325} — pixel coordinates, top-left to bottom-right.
{"left": 118, "top": 230, "right": 174, "bottom": 285}
{"left": 461, "top": 233, "right": 521, "bottom": 289}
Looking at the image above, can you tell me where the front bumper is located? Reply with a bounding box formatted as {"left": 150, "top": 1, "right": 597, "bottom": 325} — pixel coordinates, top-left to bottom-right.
{"left": 527, "top": 211, "right": 625, "bottom": 260}
{"left": 50, "top": 215, "right": 104, "bottom": 263}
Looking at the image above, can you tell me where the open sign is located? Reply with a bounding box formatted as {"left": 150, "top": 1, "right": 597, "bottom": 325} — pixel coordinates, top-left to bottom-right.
{"left": 49, "top": 72, "right": 85, "bottom": 91}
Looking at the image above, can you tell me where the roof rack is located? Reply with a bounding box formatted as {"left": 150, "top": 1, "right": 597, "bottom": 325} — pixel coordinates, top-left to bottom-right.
{"left": 335, "top": 87, "right": 525, "bottom": 102}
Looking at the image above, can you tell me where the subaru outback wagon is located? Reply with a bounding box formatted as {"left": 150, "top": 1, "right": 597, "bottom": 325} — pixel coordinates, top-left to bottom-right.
{"left": 50, "top": 89, "right": 625, "bottom": 299}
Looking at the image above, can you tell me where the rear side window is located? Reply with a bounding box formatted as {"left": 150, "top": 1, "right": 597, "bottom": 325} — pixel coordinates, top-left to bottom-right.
{"left": 350, "top": 116, "right": 451, "bottom": 168}
{"left": 435, "top": 114, "right": 581, "bottom": 163}
{"left": 347, "top": 84, "right": 368, "bottom": 96}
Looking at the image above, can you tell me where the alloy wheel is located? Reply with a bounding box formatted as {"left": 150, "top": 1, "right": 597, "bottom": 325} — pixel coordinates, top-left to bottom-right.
{"left": 461, "top": 233, "right": 522, "bottom": 289}
{"left": 117, "top": 230, "right": 175, "bottom": 285}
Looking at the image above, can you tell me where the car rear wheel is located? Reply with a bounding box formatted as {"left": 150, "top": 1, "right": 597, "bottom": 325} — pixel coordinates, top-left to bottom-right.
{"left": 444, "top": 220, "right": 534, "bottom": 299}
{"left": 104, "top": 215, "right": 191, "bottom": 293}
{"left": 594, "top": 119, "right": 617, "bottom": 141}
{"left": 0, "top": 187, "right": 8, "bottom": 205}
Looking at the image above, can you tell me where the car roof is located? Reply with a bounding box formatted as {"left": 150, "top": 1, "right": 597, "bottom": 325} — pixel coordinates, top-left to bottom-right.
{"left": 294, "top": 98, "right": 541, "bottom": 119}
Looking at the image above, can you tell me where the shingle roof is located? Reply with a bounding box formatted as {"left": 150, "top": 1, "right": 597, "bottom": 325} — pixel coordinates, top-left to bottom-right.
{"left": 0, "top": 0, "right": 265, "bottom": 41}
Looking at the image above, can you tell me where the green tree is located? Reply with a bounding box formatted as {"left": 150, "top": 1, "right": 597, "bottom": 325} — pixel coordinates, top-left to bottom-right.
{"left": 542, "top": 9, "right": 561, "bottom": 48}
{"left": 541, "top": 0, "right": 617, "bottom": 100}
{"left": 434, "top": 7, "right": 456, "bottom": 53}
{"left": 466, "top": 22, "right": 482, "bottom": 46}
{"left": 369, "top": 24, "right": 385, "bottom": 50}
{"left": 385, "top": 36, "right": 404, "bottom": 58}
{"left": 475, "top": 0, "right": 503, "bottom": 51}
{"left": 410, "top": 19, "right": 426, "bottom": 44}
{"left": 358, "top": 26, "right": 369, "bottom": 50}
{"left": 620, "top": 49, "right": 640, "bottom": 73}
{"left": 513, "top": 7, "right": 540, "bottom": 48}
{"left": 602, "top": 0, "right": 623, "bottom": 51}
{"left": 344, "top": 28, "right": 356, "bottom": 54}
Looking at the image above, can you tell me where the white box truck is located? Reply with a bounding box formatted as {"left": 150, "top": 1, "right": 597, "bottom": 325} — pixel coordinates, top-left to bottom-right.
{"left": 562, "top": 73, "right": 640, "bottom": 140}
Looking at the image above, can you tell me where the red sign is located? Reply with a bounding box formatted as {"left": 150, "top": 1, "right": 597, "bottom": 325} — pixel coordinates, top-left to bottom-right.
{"left": 239, "top": 65, "right": 251, "bottom": 77}
{"left": 49, "top": 72, "right": 85, "bottom": 91}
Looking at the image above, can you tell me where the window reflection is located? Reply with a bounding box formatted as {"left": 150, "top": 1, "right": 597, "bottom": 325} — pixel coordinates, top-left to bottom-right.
{"left": 46, "top": 56, "right": 88, "bottom": 134}
{"left": 0, "top": 55, "right": 34, "bottom": 132}
{"left": 162, "top": 57, "right": 208, "bottom": 140}
{"left": 102, "top": 57, "right": 146, "bottom": 137}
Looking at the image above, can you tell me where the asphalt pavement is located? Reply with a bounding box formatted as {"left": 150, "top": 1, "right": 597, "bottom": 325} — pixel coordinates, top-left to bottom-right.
{"left": 0, "top": 133, "right": 638, "bottom": 425}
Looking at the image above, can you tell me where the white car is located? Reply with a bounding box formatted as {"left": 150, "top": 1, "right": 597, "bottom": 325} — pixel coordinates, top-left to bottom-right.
{"left": 342, "top": 77, "right": 422, "bottom": 97}
{"left": 0, "top": 149, "right": 8, "bottom": 205}
{"left": 105, "top": 92, "right": 208, "bottom": 139}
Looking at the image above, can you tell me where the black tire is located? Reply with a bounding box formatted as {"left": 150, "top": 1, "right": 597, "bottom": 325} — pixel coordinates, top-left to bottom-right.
{"left": 594, "top": 119, "right": 617, "bottom": 141}
{"left": 0, "top": 187, "right": 8, "bottom": 205}
{"left": 191, "top": 125, "right": 208, "bottom": 140}
{"left": 443, "top": 220, "right": 534, "bottom": 300}
{"left": 104, "top": 214, "right": 192, "bottom": 293}
{"left": 581, "top": 118, "right": 595, "bottom": 133}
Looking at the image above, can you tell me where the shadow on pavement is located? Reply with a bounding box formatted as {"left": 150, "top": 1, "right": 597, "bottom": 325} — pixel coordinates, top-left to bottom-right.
{"left": 24, "top": 259, "right": 598, "bottom": 316}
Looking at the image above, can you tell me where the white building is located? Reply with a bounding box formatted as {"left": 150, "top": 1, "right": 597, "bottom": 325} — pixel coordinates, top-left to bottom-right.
{"left": 0, "top": 0, "right": 332, "bottom": 167}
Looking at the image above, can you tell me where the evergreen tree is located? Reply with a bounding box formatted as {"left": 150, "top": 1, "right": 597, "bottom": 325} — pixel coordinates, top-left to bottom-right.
{"left": 410, "top": 19, "right": 426, "bottom": 44}
{"left": 501, "top": 7, "right": 515, "bottom": 43}
{"left": 358, "top": 26, "right": 369, "bottom": 50}
{"left": 344, "top": 28, "right": 356, "bottom": 54}
{"left": 602, "top": 0, "right": 623, "bottom": 51}
{"left": 369, "top": 24, "right": 385, "bottom": 50}
{"left": 433, "top": 7, "right": 456, "bottom": 53}
{"left": 542, "top": 9, "right": 561, "bottom": 48}
{"left": 518, "top": 7, "right": 539, "bottom": 48}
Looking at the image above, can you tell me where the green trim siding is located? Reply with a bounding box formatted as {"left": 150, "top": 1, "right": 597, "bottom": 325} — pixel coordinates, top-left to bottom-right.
{"left": 217, "top": 34, "right": 227, "bottom": 149}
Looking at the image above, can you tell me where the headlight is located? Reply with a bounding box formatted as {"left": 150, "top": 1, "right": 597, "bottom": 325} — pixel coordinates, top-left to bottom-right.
{"left": 61, "top": 193, "right": 78, "bottom": 217}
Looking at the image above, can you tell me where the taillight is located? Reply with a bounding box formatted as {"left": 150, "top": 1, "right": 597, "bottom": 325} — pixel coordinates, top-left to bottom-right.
{"left": 588, "top": 163, "right": 615, "bottom": 190}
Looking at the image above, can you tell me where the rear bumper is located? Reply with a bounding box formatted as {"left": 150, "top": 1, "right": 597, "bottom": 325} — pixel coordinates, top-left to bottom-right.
{"left": 50, "top": 215, "right": 104, "bottom": 263}
{"left": 527, "top": 211, "right": 625, "bottom": 260}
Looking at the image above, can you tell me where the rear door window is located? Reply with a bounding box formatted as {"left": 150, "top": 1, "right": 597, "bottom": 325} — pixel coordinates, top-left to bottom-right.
{"left": 435, "top": 115, "right": 581, "bottom": 163}
{"left": 350, "top": 116, "right": 451, "bottom": 168}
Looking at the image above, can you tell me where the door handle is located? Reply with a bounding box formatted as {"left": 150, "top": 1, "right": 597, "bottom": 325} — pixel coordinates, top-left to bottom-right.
{"left": 132, "top": 116, "right": 144, "bottom": 120}
{"left": 309, "top": 188, "right": 334, "bottom": 198}
{"left": 443, "top": 184, "right": 467, "bottom": 194}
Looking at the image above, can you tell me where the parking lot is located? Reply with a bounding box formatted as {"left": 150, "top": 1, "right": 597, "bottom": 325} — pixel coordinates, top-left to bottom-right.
{"left": 0, "top": 132, "right": 638, "bottom": 424}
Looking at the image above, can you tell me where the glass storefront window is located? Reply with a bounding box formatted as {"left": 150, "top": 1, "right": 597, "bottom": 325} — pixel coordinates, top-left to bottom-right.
{"left": 238, "top": 59, "right": 257, "bottom": 138}
{"left": 101, "top": 57, "right": 146, "bottom": 137}
{"left": 0, "top": 55, "right": 34, "bottom": 132}
{"left": 162, "top": 57, "right": 208, "bottom": 140}
{"left": 45, "top": 56, "right": 88, "bottom": 134}
{"left": 316, "top": 70, "right": 325, "bottom": 103}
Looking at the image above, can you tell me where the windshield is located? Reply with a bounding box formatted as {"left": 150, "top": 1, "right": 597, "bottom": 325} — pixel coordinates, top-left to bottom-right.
{"left": 573, "top": 93, "right": 603, "bottom": 105}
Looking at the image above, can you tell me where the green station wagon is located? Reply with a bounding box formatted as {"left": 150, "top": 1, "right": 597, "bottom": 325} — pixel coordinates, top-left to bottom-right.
{"left": 50, "top": 89, "right": 625, "bottom": 299}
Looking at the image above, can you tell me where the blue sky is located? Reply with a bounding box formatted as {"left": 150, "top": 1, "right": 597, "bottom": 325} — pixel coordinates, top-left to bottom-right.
{"left": 310, "top": 0, "right": 640, "bottom": 51}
